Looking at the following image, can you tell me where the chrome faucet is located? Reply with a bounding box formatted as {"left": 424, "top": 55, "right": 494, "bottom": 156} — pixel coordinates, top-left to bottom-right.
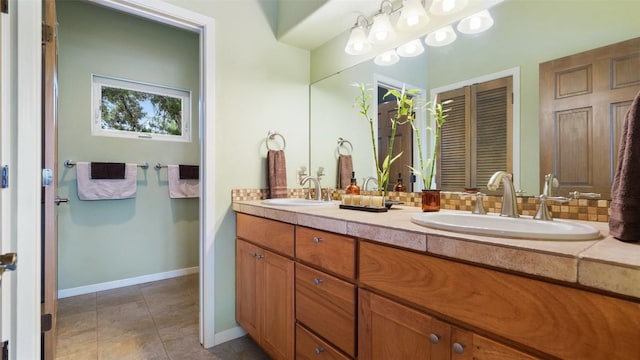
{"left": 487, "top": 171, "right": 519, "bottom": 218}
{"left": 542, "top": 173, "right": 558, "bottom": 197}
{"left": 300, "top": 176, "right": 322, "bottom": 201}
{"left": 362, "top": 176, "right": 378, "bottom": 191}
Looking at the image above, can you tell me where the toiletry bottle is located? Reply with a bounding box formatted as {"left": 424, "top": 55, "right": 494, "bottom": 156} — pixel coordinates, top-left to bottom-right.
{"left": 346, "top": 171, "right": 360, "bottom": 195}
{"left": 393, "top": 172, "right": 406, "bottom": 192}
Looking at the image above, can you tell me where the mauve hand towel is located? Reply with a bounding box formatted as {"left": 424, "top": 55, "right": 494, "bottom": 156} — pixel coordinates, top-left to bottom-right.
{"left": 338, "top": 154, "right": 353, "bottom": 190}
{"left": 609, "top": 90, "right": 640, "bottom": 242}
{"left": 267, "top": 150, "right": 288, "bottom": 198}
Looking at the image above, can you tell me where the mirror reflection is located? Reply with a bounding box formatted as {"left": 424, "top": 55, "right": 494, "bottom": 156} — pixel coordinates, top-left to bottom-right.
{"left": 309, "top": 0, "right": 639, "bottom": 199}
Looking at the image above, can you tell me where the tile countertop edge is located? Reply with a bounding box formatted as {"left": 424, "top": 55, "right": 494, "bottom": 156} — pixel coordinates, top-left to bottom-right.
{"left": 233, "top": 200, "right": 639, "bottom": 300}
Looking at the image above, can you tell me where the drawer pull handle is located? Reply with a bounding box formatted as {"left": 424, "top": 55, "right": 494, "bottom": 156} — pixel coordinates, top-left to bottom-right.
{"left": 254, "top": 254, "right": 264, "bottom": 260}
{"left": 452, "top": 342, "right": 465, "bottom": 354}
{"left": 312, "top": 237, "right": 323, "bottom": 244}
{"left": 313, "top": 278, "right": 324, "bottom": 285}
{"left": 314, "top": 347, "right": 325, "bottom": 355}
{"left": 428, "top": 333, "right": 440, "bottom": 344}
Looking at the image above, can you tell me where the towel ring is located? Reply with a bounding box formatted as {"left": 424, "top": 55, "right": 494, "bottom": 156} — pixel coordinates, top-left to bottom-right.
{"left": 266, "top": 130, "right": 286, "bottom": 151}
{"left": 337, "top": 137, "right": 353, "bottom": 155}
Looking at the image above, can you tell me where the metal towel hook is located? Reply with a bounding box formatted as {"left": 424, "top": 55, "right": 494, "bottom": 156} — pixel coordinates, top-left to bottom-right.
{"left": 266, "top": 130, "right": 286, "bottom": 151}
{"left": 337, "top": 137, "right": 353, "bottom": 155}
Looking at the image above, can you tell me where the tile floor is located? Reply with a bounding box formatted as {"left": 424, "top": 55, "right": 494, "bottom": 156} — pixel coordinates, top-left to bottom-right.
{"left": 55, "top": 274, "right": 270, "bottom": 360}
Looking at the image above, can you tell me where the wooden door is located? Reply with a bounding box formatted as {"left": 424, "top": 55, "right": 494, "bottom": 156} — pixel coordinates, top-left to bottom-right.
{"left": 540, "top": 37, "right": 640, "bottom": 199}
{"left": 378, "top": 101, "right": 413, "bottom": 192}
{"left": 42, "top": 0, "right": 59, "bottom": 358}
{"left": 358, "top": 289, "right": 451, "bottom": 359}
{"left": 260, "top": 249, "right": 294, "bottom": 360}
{"left": 236, "top": 239, "right": 259, "bottom": 340}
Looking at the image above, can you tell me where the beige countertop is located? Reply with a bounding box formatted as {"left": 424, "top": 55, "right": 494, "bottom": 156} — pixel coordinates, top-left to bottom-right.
{"left": 233, "top": 200, "right": 640, "bottom": 300}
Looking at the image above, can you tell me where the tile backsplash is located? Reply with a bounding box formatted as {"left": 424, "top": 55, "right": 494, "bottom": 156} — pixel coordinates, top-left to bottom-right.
{"left": 232, "top": 188, "right": 611, "bottom": 222}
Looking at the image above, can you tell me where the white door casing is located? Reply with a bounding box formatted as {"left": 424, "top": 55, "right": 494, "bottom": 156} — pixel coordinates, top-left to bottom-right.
{"left": 17, "top": 0, "right": 216, "bottom": 357}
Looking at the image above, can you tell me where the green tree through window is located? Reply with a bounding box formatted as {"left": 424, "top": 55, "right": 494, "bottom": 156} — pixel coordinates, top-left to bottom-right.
{"left": 101, "top": 87, "right": 182, "bottom": 135}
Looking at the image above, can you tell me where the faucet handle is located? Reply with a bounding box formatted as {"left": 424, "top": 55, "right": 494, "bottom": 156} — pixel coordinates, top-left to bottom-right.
{"left": 533, "top": 195, "right": 570, "bottom": 221}
{"left": 569, "top": 191, "right": 600, "bottom": 199}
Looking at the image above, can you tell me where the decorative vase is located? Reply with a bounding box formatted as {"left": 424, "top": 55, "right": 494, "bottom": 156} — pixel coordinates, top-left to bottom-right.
{"left": 421, "top": 189, "right": 441, "bottom": 212}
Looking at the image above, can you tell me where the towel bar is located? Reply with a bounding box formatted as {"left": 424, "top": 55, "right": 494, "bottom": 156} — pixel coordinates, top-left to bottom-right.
{"left": 266, "top": 130, "right": 286, "bottom": 151}
{"left": 154, "top": 163, "right": 168, "bottom": 169}
{"left": 64, "top": 160, "right": 149, "bottom": 169}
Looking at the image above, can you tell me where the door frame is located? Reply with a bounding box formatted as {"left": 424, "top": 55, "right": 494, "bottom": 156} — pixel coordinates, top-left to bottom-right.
{"left": 18, "top": 0, "right": 217, "bottom": 357}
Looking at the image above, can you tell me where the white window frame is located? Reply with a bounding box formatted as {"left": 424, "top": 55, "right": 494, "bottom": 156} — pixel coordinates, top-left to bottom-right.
{"left": 91, "top": 74, "right": 191, "bottom": 142}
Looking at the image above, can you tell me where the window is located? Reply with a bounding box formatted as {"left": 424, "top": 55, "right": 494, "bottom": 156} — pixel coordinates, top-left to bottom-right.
{"left": 92, "top": 75, "right": 191, "bottom": 142}
{"left": 437, "top": 76, "right": 513, "bottom": 192}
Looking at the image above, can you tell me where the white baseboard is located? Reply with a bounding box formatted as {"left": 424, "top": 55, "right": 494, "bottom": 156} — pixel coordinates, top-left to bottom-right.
{"left": 213, "top": 326, "right": 247, "bottom": 346}
{"left": 58, "top": 266, "right": 199, "bottom": 298}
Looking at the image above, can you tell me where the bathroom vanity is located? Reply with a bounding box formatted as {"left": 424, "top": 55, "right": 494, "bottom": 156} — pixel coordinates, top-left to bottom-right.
{"left": 233, "top": 200, "right": 639, "bottom": 360}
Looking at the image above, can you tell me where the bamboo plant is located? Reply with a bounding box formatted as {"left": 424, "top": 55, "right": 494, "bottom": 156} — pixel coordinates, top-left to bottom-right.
{"left": 408, "top": 96, "right": 453, "bottom": 190}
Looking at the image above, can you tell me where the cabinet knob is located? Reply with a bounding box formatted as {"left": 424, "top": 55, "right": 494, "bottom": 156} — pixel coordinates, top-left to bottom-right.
{"left": 312, "top": 236, "right": 323, "bottom": 244}
{"left": 313, "top": 278, "right": 324, "bottom": 285}
{"left": 254, "top": 254, "right": 264, "bottom": 260}
{"left": 428, "top": 333, "right": 440, "bottom": 344}
{"left": 452, "top": 342, "right": 465, "bottom": 354}
{"left": 314, "top": 347, "right": 325, "bottom": 355}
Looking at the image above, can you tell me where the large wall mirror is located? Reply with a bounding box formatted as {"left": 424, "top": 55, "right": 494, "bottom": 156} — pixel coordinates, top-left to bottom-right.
{"left": 309, "top": 0, "right": 639, "bottom": 199}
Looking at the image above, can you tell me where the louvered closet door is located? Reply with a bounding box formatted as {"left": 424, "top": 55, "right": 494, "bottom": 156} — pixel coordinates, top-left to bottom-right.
{"left": 438, "top": 77, "right": 513, "bottom": 192}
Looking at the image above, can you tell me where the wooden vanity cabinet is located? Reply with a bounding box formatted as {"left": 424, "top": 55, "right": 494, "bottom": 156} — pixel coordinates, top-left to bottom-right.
{"left": 359, "top": 289, "right": 536, "bottom": 360}
{"left": 295, "top": 227, "right": 357, "bottom": 358}
{"left": 236, "top": 214, "right": 295, "bottom": 360}
{"left": 359, "top": 240, "right": 640, "bottom": 359}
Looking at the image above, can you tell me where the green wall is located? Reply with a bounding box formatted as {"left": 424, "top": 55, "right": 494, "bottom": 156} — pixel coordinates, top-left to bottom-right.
{"left": 56, "top": 2, "right": 200, "bottom": 289}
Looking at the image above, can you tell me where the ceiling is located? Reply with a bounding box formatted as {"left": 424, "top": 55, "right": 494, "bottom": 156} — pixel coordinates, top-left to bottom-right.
{"left": 276, "top": 0, "right": 386, "bottom": 51}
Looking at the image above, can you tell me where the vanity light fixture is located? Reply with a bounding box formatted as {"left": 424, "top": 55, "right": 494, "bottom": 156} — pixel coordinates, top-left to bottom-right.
{"left": 396, "top": 38, "right": 425, "bottom": 57}
{"left": 457, "top": 9, "right": 494, "bottom": 34}
{"left": 368, "top": 1, "right": 397, "bottom": 45}
{"left": 424, "top": 25, "right": 457, "bottom": 47}
{"left": 429, "top": 0, "right": 469, "bottom": 16}
{"left": 396, "top": 0, "right": 430, "bottom": 32}
{"left": 374, "top": 50, "right": 400, "bottom": 66}
{"left": 345, "top": 16, "right": 373, "bottom": 55}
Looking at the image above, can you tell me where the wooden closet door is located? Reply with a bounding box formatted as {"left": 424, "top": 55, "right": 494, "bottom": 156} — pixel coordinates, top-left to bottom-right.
{"left": 539, "top": 37, "right": 640, "bottom": 199}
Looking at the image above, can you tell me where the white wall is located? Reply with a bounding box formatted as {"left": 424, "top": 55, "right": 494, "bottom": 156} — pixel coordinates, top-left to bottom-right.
{"left": 162, "top": 0, "right": 311, "bottom": 333}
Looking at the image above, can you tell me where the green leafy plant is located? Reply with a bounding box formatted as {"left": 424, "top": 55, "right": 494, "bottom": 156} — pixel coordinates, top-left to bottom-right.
{"left": 408, "top": 97, "right": 453, "bottom": 190}
{"left": 353, "top": 83, "right": 418, "bottom": 196}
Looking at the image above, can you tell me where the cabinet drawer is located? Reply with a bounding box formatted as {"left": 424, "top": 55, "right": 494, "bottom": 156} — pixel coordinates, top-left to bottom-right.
{"left": 295, "top": 263, "right": 356, "bottom": 357}
{"left": 296, "top": 226, "right": 355, "bottom": 279}
{"left": 359, "top": 241, "right": 640, "bottom": 359}
{"left": 236, "top": 213, "right": 294, "bottom": 257}
{"left": 296, "top": 324, "right": 350, "bottom": 360}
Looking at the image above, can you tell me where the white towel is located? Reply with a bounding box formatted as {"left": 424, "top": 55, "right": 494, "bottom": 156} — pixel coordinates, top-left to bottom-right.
{"left": 168, "top": 165, "right": 199, "bottom": 198}
{"left": 76, "top": 162, "right": 137, "bottom": 200}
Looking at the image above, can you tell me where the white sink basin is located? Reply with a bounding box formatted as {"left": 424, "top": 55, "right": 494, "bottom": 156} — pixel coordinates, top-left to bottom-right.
{"left": 261, "top": 198, "right": 334, "bottom": 207}
{"left": 411, "top": 212, "right": 601, "bottom": 240}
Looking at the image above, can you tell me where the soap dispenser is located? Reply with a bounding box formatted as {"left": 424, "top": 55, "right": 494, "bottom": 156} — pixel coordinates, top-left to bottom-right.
{"left": 346, "top": 171, "right": 360, "bottom": 194}
{"left": 393, "top": 172, "right": 406, "bottom": 192}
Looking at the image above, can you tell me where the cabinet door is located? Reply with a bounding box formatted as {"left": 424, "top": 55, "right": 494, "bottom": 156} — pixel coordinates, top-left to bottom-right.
{"left": 451, "top": 328, "right": 537, "bottom": 360}
{"left": 236, "top": 239, "right": 259, "bottom": 339}
{"left": 260, "top": 249, "right": 294, "bottom": 360}
{"left": 359, "top": 289, "right": 450, "bottom": 359}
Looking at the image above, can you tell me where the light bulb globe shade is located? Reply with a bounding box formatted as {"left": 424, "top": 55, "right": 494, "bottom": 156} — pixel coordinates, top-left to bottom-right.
{"left": 457, "top": 10, "right": 494, "bottom": 34}
{"left": 396, "top": 0, "right": 430, "bottom": 32}
{"left": 345, "top": 26, "right": 372, "bottom": 55}
{"left": 429, "top": 0, "right": 469, "bottom": 16}
{"left": 368, "top": 12, "right": 397, "bottom": 45}
{"left": 374, "top": 50, "right": 400, "bottom": 66}
{"left": 396, "top": 39, "right": 425, "bottom": 57}
{"left": 425, "top": 25, "right": 457, "bottom": 47}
